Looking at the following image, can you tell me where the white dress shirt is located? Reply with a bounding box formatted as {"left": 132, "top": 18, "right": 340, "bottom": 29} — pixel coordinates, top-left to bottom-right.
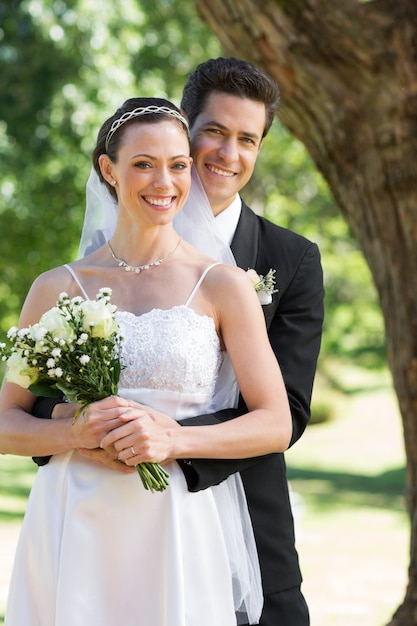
{"left": 213, "top": 195, "right": 242, "bottom": 246}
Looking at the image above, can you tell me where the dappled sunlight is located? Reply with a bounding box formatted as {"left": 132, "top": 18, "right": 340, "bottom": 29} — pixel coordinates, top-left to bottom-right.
{"left": 288, "top": 465, "right": 405, "bottom": 513}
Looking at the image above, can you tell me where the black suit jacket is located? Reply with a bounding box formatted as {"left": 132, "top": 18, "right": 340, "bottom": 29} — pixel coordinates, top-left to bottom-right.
{"left": 178, "top": 201, "right": 324, "bottom": 595}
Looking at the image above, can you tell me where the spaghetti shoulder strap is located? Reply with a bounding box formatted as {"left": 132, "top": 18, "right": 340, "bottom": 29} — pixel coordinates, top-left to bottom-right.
{"left": 185, "top": 263, "right": 221, "bottom": 307}
{"left": 63, "top": 264, "right": 91, "bottom": 300}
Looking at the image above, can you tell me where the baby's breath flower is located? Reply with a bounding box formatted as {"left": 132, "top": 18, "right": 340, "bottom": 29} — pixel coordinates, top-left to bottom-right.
{"left": 46, "top": 358, "right": 56, "bottom": 368}
{"left": 31, "top": 326, "right": 46, "bottom": 340}
{"left": 79, "top": 354, "right": 90, "bottom": 365}
{"left": 98, "top": 287, "right": 112, "bottom": 298}
{"left": 77, "top": 333, "right": 89, "bottom": 345}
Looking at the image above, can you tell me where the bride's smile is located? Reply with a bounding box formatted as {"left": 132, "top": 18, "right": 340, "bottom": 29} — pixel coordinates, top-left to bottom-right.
{"left": 100, "top": 120, "right": 192, "bottom": 228}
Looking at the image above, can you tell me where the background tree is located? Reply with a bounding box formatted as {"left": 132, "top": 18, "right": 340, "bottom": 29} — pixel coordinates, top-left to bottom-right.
{"left": 0, "top": 0, "right": 385, "bottom": 378}
{"left": 192, "top": 0, "right": 417, "bottom": 622}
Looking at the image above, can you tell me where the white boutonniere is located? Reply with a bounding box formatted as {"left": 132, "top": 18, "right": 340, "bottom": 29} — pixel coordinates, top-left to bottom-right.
{"left": 247, "top": 268, "right": 278, "bottom": 305}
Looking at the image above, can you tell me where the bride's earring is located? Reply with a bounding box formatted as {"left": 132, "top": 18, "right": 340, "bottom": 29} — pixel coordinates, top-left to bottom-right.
{"left": 111, "top": 180, "right": 116, "bottom": 186}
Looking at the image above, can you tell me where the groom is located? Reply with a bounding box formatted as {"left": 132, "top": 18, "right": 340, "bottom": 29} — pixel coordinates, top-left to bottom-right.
{"left": 176, "top": 57, "right": 324, "bottom": 626}
{"left": 34, "top": 58, "right": 324, "bottom": 626}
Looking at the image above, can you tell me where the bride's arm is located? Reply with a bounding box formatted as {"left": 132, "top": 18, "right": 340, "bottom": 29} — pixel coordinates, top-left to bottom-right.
{"left": 101, "top": 266, "right": 292, "bottom": 464}
{"left": 0, "top": 270, "right": 132, "bottom": 462}
{"left": 171, "top": 266, "right": 292, "bottom": 459}
{"left": 0, "top": 381, "right": 132, "bottom": 458}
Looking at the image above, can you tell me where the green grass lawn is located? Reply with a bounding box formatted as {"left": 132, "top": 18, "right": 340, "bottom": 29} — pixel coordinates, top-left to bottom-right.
{"left": 0, "top": 455, "right": 36, "bottom": 624}
{"left": 286, "top": 385, "right": 408, "bottom": 626}
{"left": 0, "top": 384, "right": 409, "bottom": 626}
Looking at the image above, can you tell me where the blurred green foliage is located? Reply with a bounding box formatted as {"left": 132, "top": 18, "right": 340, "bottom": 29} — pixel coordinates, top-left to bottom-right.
{"left": 245, "top": 124, "right": 385, "bottom": 371}
{"left": 0, "top": 0, "right": 385, "bottom": 372}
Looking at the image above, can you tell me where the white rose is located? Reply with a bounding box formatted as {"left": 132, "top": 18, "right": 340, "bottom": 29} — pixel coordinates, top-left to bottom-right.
{"left": 257, "top": 290, "right": 272, "bottom": 305}
{"left": 80, "top": 300, "right": 117, "bottom": 339}
{"left": 246, "top": 269, "right": 261, "bottom": 288}
{"left": 5, "top": 351, "right": 39, "bottom": 389}
{"left": 39, "top": 307, "right": 76, "bottom": 344}
{"left": 77, "top": 333, "right": 89, "bottom": 345}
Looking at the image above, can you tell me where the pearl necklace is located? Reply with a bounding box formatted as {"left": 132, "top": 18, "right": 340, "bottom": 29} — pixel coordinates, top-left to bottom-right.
{"left": 107, "top": 236, "right": 182, "bottom": 274}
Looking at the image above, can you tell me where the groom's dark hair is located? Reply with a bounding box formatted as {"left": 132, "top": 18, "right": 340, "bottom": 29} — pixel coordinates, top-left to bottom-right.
{"left": 181, "top": 57, "right": 280, "bottom": 138}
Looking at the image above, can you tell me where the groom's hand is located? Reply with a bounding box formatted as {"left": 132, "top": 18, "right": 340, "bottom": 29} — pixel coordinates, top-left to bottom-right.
{"left": 78, "top": 447, "right": 135, "bottom": 473}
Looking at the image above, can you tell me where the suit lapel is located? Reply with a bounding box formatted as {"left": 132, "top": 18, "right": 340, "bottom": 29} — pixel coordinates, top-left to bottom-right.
{"left": 230, "top": 203, "right": 259, "bottom": 270}
{"left": 231, "top": 203, "right": 278, "bottom": 329}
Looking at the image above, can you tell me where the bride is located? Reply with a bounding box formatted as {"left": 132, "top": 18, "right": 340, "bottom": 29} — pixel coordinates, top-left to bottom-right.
{"left": 0, "top": 97, "right": 291, "bottom": 626}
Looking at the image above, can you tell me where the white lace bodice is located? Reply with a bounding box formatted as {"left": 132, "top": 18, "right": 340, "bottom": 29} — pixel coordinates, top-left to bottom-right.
{"left": 117, "top": 306, "right": 221, "bottom": 396}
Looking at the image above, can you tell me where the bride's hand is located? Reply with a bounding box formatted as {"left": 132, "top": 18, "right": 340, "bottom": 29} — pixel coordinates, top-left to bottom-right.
{"left": 100, "top": 404, "right": 178, "bottom": 465}
{"left": 70, "top": 396, "right": 134, "bottom": 452}
{"left": 119, "top": 401, "right": 180, "bottom": 429}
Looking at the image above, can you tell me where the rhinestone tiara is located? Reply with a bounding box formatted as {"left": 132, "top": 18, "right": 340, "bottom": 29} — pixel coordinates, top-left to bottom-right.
{"left": 105, "top": 105, "right": 189, "bottom": 151}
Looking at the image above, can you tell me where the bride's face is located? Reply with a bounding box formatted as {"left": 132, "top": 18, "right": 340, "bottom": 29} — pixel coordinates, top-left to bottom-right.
{"left": 102, "top": 120, "right": 192, "bottom": 226}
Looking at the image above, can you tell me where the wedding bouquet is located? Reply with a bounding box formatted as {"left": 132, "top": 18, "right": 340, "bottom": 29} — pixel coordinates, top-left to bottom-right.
{"left": 0, "top": 289, "right": 169, "bottom": 492}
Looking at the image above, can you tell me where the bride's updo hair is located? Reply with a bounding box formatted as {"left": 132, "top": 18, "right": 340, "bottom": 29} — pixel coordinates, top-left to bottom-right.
{"left": 92, "top": 97, "right": 190, "bottom": 200}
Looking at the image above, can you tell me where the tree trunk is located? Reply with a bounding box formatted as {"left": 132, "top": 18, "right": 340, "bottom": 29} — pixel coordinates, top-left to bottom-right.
{"left": 193, "top": 0, "right": 417, "bottom": 622}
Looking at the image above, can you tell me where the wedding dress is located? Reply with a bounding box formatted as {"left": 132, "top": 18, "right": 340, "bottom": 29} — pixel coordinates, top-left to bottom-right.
{"left": 5, "top": 264, "right": 262, "bottom": 626}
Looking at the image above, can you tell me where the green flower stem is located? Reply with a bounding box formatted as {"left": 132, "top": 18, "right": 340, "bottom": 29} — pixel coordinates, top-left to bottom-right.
{"left": 136, "top": 462, "right": 170, "bottom": 493}
{"left": 72, "top": 404, "right": 88, "bottom": 425}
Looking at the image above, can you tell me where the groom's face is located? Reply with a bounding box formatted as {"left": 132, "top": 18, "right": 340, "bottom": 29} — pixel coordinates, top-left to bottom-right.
{"left": 189, "top": 91, "right": 265, "bottom": 216}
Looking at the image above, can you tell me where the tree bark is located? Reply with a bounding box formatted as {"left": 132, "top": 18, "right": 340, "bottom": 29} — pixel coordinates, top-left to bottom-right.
{"left": 193, "top": 0, "right": 417, "bottom": 623}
